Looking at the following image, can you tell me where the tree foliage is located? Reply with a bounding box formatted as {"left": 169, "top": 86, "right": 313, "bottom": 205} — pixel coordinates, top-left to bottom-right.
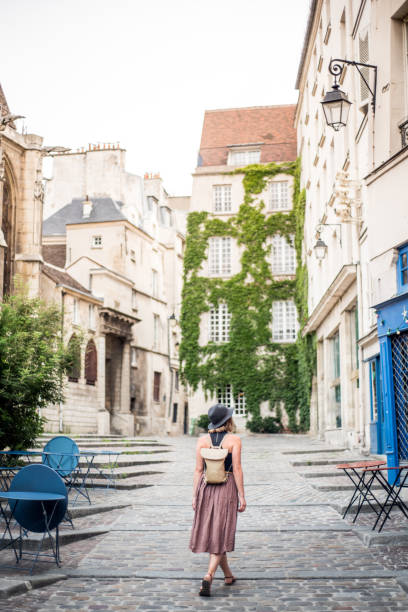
{"left": 0, "top": 289, "right": 79, "bottom": 450}
{"left": 180, "top": 159, "right": 315, "bottom": 431}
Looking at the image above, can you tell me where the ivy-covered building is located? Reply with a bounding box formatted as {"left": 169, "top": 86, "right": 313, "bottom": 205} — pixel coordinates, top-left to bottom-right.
{"left": 181, "top": 105, "right": 313, "bottom": 432}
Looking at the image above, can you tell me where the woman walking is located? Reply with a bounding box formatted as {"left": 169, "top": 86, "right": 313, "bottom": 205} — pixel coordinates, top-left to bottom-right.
{"left": 189, "top": 404, "right": 246, "bottom": 597}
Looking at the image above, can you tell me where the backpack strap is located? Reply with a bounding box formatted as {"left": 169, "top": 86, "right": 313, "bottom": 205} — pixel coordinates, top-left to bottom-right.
{"left": 209, "top": 431, "right": 228, "bottom": 449}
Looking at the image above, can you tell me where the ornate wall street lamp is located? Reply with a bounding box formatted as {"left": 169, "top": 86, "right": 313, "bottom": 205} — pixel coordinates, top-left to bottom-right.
{"left": 321, "top": 59, "right": 377, "bottom": 130}
{"left": 314, "top": 238, "right": 328, "bottom": 260}
{"left": 313, "top": 223, "right": 342, "bottom": 260}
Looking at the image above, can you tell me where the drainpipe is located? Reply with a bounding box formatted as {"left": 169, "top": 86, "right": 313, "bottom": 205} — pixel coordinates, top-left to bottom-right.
{"left": 167, "top": 316, "right": 174, "bottom": 427}
{"left": 59, "top": 289, "right": 66, "bottom": 432}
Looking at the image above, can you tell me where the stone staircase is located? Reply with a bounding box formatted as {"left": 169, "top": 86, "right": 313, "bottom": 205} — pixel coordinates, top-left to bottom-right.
{"left": 34, "top": 433, "right": 173, "bottom": 490}
{"left": 0, "top": 434, "right": 174, "bottom": 554}
{"left": 287, "top": 446, "right": 385, "bottom": 495}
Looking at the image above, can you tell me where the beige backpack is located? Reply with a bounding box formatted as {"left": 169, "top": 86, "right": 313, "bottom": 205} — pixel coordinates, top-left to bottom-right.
{"left": 201, "top": 439, "right": 230, "bottom": 484}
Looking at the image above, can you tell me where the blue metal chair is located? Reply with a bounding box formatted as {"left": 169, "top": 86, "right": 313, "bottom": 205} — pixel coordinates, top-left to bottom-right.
{"left": 4, "top": 464, "right": 67, "bottom": 572}
{"left": 42, "top": 436, "right": 79, "bottom": 478}
{"left": 42, "top": 435, "right": 89, "bottom": 505}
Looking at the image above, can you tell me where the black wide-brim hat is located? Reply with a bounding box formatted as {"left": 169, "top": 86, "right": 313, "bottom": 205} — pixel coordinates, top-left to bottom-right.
{"left": 208, "top": 404, "right": 234, "bottom": 430}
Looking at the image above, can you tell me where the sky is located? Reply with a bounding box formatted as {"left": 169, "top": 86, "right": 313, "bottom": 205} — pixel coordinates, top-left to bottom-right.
{"left": 1, "top": 0, "right": 310, "bottom": 195}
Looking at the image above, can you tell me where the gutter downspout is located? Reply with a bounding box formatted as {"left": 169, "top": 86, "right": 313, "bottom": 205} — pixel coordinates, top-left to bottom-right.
{"left": 167, "top": 318, "right": 174, "bottom": 430}
{"left": 59, "top": 289, "right": 65, "bottom": 433}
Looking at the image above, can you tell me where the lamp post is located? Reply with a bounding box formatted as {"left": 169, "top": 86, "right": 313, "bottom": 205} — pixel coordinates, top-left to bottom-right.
{"left": 321, "top": 59, "right": 377, "bottom": 131}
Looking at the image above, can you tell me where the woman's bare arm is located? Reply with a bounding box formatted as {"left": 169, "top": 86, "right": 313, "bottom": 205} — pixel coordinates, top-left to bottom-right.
{"left": 192, "top": 437, "right": 205, "bottom": 510}
{"left": 231, "top": 437, "right": 246, "bottom": 512}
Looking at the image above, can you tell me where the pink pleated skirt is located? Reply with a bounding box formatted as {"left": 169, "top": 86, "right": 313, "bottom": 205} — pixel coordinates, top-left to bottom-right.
{"left": 189, "top": 474, "right": 239, "bottom": 554}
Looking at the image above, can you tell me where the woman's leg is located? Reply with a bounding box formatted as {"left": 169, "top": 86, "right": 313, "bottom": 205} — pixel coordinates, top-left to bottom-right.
{"left": 200, "top": 553, "right": 222, "bottom": 596}
{"left": 219, "top": 553, "right": 234, "bottom": 583}
{"left": 205, "top": 553, "right": 222, "bottom": 579}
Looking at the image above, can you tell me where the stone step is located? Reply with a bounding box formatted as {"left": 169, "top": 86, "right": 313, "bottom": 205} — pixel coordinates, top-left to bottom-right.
{"left": 87, "top": 478, "right": 155, "bottom": 490}
{"left": 39, "top": 434, "right": 157, "bottom": 440}
{"left": 290, "top": 457, "right": 362, "bottom": 467}
{"left": 3, "top": 502, "right": 130, "bottom": 519}
{"left": 86, "top": 466, "right": 167, "bottom": 480}
{"left": 35, "top": 441, "right": 169, "bottom": 449}
{"left": 25, "top": 457, "right": 170, "bottom": 470}
{"left": 311, "top": 480, "right": 384, "bottom": 492}
{"left": 282, "top": 448, "right": 347, "bottom": 455}
{"left": 80, "top": 459, "right": 171, "bottom": 469}
{"left": 300, "top": 471, "right": 345, "bottom": 478}
{"left": 69, "top": 503, "right": 130, "bottom": 518}
{"left": 2, "top": 527, "right": 110, "bottom": 551}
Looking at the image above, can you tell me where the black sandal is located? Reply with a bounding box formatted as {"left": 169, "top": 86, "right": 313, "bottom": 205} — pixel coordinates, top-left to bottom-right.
{"left": 199, "top": 573, "right": 213, "bottom": 597}
{"left": 224, "top": 575, "right": 236, "bottom": 585}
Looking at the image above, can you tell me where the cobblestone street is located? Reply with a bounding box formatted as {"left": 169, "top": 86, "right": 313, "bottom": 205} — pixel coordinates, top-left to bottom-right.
{"left": 3, "top": 434, "right": 408, "bottom": 611}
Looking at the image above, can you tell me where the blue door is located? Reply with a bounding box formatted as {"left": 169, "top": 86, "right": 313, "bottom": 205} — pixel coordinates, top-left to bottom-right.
{"left": 391, "top": 331, "right": 408, "bottom": 461}
{"left": 370, "top": 356, "right": 386, "bottom": 454}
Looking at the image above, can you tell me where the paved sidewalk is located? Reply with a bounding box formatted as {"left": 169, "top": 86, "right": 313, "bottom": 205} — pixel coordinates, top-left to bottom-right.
{"left": 2, "top": 434, "right": 408, "bottom": 611}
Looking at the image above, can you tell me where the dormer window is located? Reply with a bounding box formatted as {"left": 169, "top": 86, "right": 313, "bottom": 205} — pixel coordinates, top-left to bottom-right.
{"left": 228, "top": 150, "right": 260, "bottom": 166}
{"left": 82, "top": 198, "right": 93, "bottom": 218}
{"left": 159, "top": 206, "right": 172, "bottom": 227}
{"left": 92, "top": 235, "right": 102, "bottom": 248}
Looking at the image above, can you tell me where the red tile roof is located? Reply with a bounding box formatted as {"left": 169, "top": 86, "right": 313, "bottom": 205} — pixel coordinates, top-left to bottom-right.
{"left": 198, "top": 105, "right": 297, "bottom": 167}
{"left": 43, "top": 244, "right": 66, "bottom": 268}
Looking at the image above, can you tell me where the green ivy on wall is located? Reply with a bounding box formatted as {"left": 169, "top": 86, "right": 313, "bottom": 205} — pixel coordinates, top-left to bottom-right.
{"left": 180, "top": 159, "right": 315, "bottom": 431}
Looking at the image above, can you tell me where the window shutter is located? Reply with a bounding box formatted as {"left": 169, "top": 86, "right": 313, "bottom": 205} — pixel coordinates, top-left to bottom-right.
{"left": 153, "top": 372, "right": 161, "bottom": 402}
{"left": 85, "top": 339, "right": 97, "bottom": 385}
{"left": 67, "top": 334, "right": 81, "bottom": 382}
{"left": 359, "top": 33, "right": 370, "bottom": 101}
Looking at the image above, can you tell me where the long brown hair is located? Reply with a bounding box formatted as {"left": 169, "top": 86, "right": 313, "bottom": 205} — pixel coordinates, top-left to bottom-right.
{"left": 208, "top": 417, "right": 234, "bottom": 434}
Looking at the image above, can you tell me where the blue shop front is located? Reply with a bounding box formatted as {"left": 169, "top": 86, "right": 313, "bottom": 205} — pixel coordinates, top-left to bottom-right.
{"left": 373, "top": 293, "right": 408, "bottom": 481}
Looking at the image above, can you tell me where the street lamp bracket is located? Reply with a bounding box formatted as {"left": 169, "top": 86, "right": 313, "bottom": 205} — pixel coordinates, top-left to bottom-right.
{"left": 329, "top": 58, "right": 377, "bottom": 114}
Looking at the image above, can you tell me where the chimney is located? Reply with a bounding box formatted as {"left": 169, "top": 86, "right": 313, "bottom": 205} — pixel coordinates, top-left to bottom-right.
{"left": 82, "top": 195, "right": 93, "bottom": 218}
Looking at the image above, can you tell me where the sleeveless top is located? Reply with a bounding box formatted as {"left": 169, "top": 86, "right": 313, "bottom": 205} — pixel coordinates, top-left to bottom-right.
{"left": 209, "top": 431, "right": 233, "bottom": 472}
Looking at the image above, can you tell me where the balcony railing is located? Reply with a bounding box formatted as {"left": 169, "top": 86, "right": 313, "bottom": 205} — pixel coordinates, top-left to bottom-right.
{"left": 399, "top": 119, "right": 408, "bottom": 149}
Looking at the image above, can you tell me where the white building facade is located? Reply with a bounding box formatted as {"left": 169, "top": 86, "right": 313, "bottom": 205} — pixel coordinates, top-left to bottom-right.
{"left": 42, "top": 146, "right": 189, "bottom": 436}
{"left": 296, "top": 0, "right": 408, "bottom": 454}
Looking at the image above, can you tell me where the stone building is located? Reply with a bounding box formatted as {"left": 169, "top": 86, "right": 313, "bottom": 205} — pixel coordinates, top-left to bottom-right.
{"left": 186, "top": 105, "right": 298, "bottom": 431}
{"left": 295, "top": 0, "right": 408, "bottom": 456}
{"left": 42, "top": 146, "right": 188, "bottom": 436}
{"left": 0, "top": 83, "right": 45, "bottom": 298}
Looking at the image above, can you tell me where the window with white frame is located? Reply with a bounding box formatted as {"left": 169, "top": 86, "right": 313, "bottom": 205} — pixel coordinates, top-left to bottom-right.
{"left": 88, "top": 304, "right": 95, "bottom": 330}
{"left": 217, "top": 385, "right": 247, "bottom": 416}
{"left": 73, "top": 298, "right": 79, "bottom": 324}
{"left": 209, "top": 303, "right": 231, "bottom": 343}
{"left": 209, "top": 237, "right": 232, "bottom": 276}
{"left": 272, "top": 300, "right": 298, "bottom": 342}
{"left": 269, "top": 181, "right": 290, "bottom": 210}
{"left": 153, "top": 314, "right": 160, "bottom": 348}
{"left": 271, "top": 235, "right": 296, "bottom": 275}
{"left": 152, "top": 269, "right": 158, "bottom": 297}
{"left": 228, "top": 150, "right": 260, "bottom": 166}
{"left": 92, "top": 235, "right": 103, "bottom": 248}
{"left": 213, "top": 185, "right": 232, "bottom": 212}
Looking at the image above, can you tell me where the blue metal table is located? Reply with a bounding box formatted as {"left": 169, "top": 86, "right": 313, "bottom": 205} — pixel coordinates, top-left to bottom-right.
{"left": 0, "top": 490, "right": 66, "bottom": 573}
{"left": 82, "top": 449, "right": 123, "bottom": 490}
{"left": 0, "top": 450, "right": 94, "bottom": 505}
